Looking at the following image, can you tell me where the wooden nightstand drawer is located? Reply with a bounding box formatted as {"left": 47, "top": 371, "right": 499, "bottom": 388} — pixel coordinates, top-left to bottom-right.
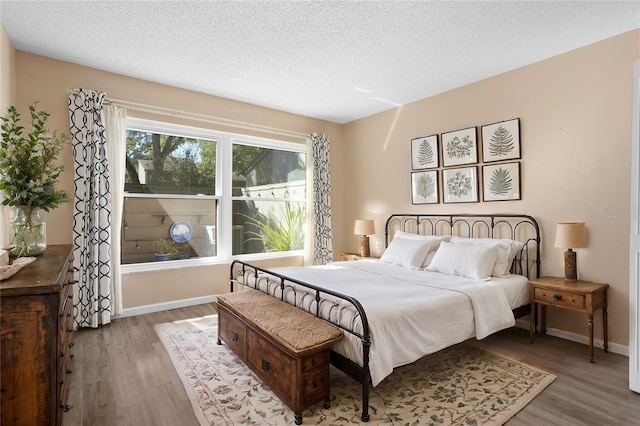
{"left": 533, "top": 288, "right": 586, "bottom": 309}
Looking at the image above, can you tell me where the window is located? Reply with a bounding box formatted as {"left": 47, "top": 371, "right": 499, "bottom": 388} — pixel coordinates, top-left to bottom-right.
{"left": 122, "top": 118, "right": 306, "bottom": 268}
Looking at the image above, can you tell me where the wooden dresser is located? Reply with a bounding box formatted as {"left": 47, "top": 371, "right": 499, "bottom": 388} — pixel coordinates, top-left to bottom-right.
{"left": 1, "top": 245, "right": 75, "bottom": 426}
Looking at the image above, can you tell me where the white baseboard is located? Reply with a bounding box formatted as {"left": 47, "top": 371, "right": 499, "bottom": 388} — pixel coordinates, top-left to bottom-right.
{"left": 114, "top": 295, "right": 218, "bottom": 319}
{"left": 515, "top": 318, "right": 628, "bottom": 357}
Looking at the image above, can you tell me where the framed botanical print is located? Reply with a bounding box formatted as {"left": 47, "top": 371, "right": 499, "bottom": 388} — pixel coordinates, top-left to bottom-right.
{"left": 441, "top": 127, "right": 477, "bottom": 167}
{"left": 443, "top": 166, "right": 478, "bottom": 203}
{"left": 411, "top": 134, "right": 438, "bottom": 170}
{"left": 411, "top": 170, "right": 439, "bottom": 204}
{"left": 481, "top": 118, "right": 521, "bottom": 163}
{"left": 482, "top": 162, "right": 521, "bottom": 201}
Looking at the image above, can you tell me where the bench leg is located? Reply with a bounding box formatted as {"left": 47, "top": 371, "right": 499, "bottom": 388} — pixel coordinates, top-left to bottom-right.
{"left": 216, "top": 338, "right": 222, "bottom": 345}
{"left": 295, "top": 413, "right": 302, "bottom": 425}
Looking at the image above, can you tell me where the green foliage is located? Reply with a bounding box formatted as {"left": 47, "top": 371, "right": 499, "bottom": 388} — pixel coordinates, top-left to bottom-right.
{"left": 417, "top": 139, "right": 434, "bottom": 167}
{"left": 416, "top": 173, "right": 435, "bottom": 198}
{"left": 446, "top": 135, "right": 473, "bottom": 159}
{"left": 0, "top": 105, "right": 70, "bottom": 210}
{"left": 489, "top": 167, "right": 513, "bottom": 195}
{"left": 488, "top": 125, "right": 515, "bottom": 157}
{"left": 242, "top": 203, "right": 305, "bottom": 252}
{"left": 153, "top": 238, "right": 179, "bottom": 256}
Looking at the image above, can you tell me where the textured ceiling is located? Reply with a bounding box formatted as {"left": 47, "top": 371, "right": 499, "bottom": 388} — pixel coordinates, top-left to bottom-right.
{"left": 1, "top": 1, "right": 639, "bottom": 124}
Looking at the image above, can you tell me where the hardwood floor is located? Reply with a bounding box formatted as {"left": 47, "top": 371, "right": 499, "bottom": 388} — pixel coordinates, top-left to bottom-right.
{"left": 65, "top": 303, "right": 640, "bottom": 425}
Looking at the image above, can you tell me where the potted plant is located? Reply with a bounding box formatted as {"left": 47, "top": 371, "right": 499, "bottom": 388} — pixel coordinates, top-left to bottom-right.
{"left": 176, "top": 242, "right": 191, "bottom": 259}
{"left": 0, "top": 105, "right": 70, "bottom": 257}
{"left": 152, "top": 238, "right": 177, "bottom": 261}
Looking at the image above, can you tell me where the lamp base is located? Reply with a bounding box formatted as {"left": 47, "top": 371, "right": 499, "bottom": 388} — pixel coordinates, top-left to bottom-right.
{"left": 564, "top": 249, "right": 577, "bottom": 281}
{"left": 359, "top": 235, "right": 370, "bottom": 257}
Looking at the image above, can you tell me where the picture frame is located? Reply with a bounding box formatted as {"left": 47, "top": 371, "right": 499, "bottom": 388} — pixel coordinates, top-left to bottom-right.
{"left": 411, "top": 171, "right": 439, "bottom": 204}
{"left": 443, "top": 166, "right": 478, "bottom": 203}
{"left": 482, "top": 162, "right": 521, "bottom": 201}
{"left": 411, "top": 134, "right": 438, "bottom": 170}
{"left": 481, "top": 118, "right": 521, "bottom": 163}
{"left": 441, "top": 127, "right": 477, "bottom": 167}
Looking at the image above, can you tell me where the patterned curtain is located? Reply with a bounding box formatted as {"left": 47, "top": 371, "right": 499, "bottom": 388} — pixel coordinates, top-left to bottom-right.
{"left": 309, "top": 132, "right": 333, "bottom": 265}
{"left": 68, "top": 89, "right": 113, "bottom": 327}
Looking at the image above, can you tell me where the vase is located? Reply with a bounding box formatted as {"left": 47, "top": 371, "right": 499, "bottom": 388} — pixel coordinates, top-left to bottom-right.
{"left": 9, "top": 206, "right": 46, "bottom": 257}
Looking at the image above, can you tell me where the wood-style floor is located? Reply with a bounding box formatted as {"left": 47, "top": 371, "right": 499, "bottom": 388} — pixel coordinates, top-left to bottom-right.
{"left": 65, "top": 303, "right": 640, "bottom": 426}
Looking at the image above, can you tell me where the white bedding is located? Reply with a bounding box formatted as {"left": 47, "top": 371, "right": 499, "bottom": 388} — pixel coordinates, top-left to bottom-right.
{"left": 242, "top": 259, "right": 528, "bottom": 387}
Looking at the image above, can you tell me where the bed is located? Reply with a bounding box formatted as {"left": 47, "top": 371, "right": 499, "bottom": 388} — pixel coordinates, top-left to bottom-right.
{"left": 229, "top": 213, "right": 541, "bottom": 422}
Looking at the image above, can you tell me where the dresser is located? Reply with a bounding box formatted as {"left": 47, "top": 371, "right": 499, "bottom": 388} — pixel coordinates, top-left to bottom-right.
{"left": 1, "top": 245, "right": 75, "bottom": 425}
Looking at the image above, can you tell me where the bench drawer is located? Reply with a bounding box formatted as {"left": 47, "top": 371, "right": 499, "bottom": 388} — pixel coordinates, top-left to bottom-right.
{"left": 246, "top": 329, "right": 294, "bottom": 405}
{"left": 302, "top": 367, "right": 329, "bottom": 405}
{"left": 218, "top": 308, "right": 247, "bottom": 358}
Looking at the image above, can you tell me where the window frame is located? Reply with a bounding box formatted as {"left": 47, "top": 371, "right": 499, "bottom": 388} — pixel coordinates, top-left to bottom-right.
{"left": 121, "top": 118, "right": 307, "bottom": 274}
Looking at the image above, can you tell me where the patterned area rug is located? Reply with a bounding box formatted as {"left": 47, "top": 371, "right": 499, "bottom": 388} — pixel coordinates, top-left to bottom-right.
{"left": 155, "top": 315, "right": 555, "bottom": 426}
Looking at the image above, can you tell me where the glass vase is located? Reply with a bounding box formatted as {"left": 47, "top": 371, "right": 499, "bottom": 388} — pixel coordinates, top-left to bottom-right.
{"left": 9, "top": 206, "right": 46, "bottom": 257}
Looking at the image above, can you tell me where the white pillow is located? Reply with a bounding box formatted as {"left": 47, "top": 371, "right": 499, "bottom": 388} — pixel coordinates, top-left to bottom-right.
{"left": 393, "top": 231, "right": 451, "bottom": 267}
{"left": 449, "top": 236, "right": 520, "bottom": 277}
{"left": 426, "top": 241, "right": 499, "bottom": 280}
{"left": 380, "top": 237, "right": 436, "bottom": 270}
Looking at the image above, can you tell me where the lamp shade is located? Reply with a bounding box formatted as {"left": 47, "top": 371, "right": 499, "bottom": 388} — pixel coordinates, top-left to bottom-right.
{"left": 354, "top": 219, "right": 375, "bottom": 236}
{"left": 555, "top": 222, "right": 587, "bottom": 249}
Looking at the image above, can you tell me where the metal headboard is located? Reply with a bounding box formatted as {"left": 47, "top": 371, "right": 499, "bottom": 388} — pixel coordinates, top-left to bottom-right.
{"left": 384, "top": 213, "right": 541, "bottom": 278}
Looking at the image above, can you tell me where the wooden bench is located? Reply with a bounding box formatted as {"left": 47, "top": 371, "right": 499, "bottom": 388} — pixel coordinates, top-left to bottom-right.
{"left": 216, "top": 288, "right": 343, "bottom": 425}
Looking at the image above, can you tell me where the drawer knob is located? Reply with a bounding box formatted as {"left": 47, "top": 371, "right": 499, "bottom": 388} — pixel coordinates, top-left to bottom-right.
{"left": 261, "top": 358, "right": 270, "bottom": 372}
{"left": 60, "top": 351, "right": 65, "bottom": 358}
{"left": 232, "top": 331, "right": 239, "bottom": 342}
{"left": 553, "top": 294, "right": 562, "bottom": 301}
{"left": 61, "top": 403, "right": 70, "bottom": 412}
{"left": 311, "top": 357, "right": 318, "bottom": 367}
{"left": 66, "top": 368, "right": 72, "bottom": 375}
{"left": 312, "top": 379, "right": 318, "bottom": 389}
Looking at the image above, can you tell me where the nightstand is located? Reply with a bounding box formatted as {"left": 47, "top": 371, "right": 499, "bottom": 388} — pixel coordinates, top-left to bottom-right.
{"left": 529, "top": 276, "right": 608, "bottom": 362}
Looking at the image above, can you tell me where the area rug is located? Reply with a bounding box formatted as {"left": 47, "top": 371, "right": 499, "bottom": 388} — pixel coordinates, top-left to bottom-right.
{"left": 155, "top": 315, "right": 555, "bottom": 425}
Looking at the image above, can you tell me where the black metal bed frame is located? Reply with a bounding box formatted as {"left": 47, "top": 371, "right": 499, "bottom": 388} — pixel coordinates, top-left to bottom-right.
{"left": 229, "top": 213, "right": 541, "bottom": 422}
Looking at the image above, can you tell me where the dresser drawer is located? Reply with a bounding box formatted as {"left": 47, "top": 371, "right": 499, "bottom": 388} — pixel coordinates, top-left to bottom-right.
{"left": 246, "top": 329, "right": 294, "bottom": 404}
{"left": 218, "top": 308, "right": 247, "bottom": 358}
{"left": 534, "top": 288, "right": 586, "bottom": 309}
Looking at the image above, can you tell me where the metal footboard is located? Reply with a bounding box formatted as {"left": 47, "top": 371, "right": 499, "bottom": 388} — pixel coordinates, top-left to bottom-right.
{"left": 229, "top": 260, "right": 373, "bottom": 422}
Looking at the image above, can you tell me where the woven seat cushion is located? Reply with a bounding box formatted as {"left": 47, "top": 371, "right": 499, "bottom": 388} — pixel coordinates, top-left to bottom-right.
{"left": 217, "top": 289, "right": 342, "bottom": 354}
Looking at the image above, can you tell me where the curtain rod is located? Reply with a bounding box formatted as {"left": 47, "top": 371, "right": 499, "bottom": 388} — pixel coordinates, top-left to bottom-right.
{"left": 67, "top": 88, "right": 310, "bottom": 140}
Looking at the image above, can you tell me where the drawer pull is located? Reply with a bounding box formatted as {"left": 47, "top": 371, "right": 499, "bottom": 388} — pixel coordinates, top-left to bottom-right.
{"left": 311, "top": 357, "right": 318, "bottom": 367}
{"left": 232, "top": 331, "right": 239, "bottom": 342}
{"left": 69, "top": 342, "right": 74, "bottom": 348}
{"left": 70, "top": 354, "right": 75, "bottom": 359}
{"left": 553, "top": 294, "right": 562, "bottom": 301}
{"left": 66, "top": 368, "right": 72, "bottom": 375}
{"left": 312, "top": 379, "right": 318, "bottom": 389}
{"left": 66, "top": 327, "right": 73, "bottom": 333}
{"left": 61, "top": 404, "right": 70, "bottom": 412}
{"left": 60, "top": 351, "right": 65, "bottom": 358}
{"left": 261, "top": 358, "right": 270, "bottom": 372}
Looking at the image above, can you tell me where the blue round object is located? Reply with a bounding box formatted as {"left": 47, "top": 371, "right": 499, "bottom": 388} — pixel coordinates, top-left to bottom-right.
{"left": 170, "top": 221, "right": 193, "bottom": 243}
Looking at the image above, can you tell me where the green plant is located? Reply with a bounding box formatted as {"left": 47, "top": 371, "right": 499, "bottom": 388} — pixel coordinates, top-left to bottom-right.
{"left": 0, "top": 105, "right": 70, "bottom": 210}
{"left": 153, "top": 238, "right": 178, "bottom": 256}
{"left": 242, "top": 203, "right": 305, "bottom": 252}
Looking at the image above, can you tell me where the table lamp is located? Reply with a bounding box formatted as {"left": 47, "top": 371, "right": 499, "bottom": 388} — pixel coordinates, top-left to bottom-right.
{"left": 554, "top": 222, "right": 587, "bottom": 281}
{"left": 354, "top": 219, "right": 375, "bottom": 257}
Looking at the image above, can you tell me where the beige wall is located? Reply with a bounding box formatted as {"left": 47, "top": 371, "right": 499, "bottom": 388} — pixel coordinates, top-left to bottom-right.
{"left": 11, "top": 50, "right": 344, "bottom": 309}
{"left": 0, "top": 24, "right": 16, "bottom": 248}
{"left": 343, "top": 30, "right": 640, "bottom": 347}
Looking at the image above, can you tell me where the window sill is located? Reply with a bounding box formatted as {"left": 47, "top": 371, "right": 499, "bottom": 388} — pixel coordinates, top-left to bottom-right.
{"left": 121, "top": 250, "right": 304, "bottom": 275}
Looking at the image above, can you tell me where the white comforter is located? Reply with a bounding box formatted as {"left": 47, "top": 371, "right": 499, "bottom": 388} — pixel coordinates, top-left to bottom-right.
{"left": 246, "top": 260, "right": 527, "bottom": 387}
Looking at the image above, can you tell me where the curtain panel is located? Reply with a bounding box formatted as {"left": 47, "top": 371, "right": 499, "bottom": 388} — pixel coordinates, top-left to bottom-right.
{"left": 68, "top": 89, "right": 113, "bottom": 327}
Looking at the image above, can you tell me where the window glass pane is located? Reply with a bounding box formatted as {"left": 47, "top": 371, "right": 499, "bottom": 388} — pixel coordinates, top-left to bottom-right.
{"left": 232, "top": 144, "right": 306, "bottom": 198}
{"left": 121, "top": 197, "right": 217, "bottom": 264}
{"left": 232, "top": 200, "right": 305, "bottom": 254}
{"left": 125, "top": 130, "right": 217, "bottom": 195}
